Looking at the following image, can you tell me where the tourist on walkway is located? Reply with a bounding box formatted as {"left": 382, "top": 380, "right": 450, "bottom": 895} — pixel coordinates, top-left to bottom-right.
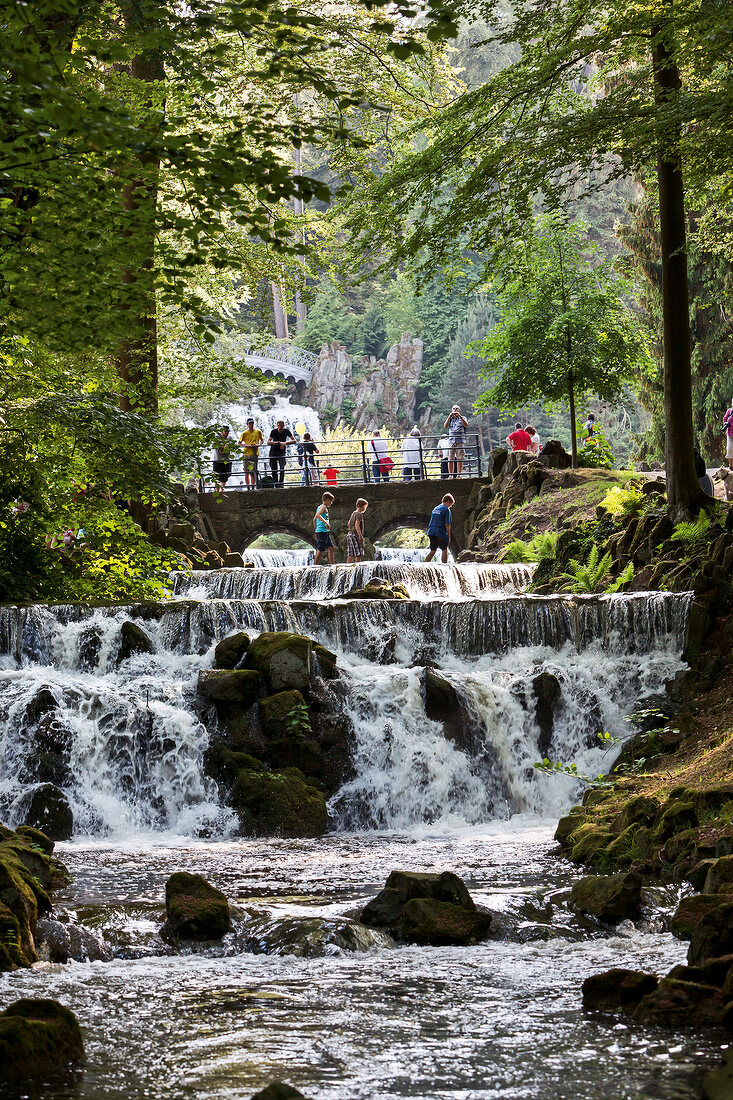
{"left": 724, "top": 399, "right": 733, "bottom": 467}
{"left": 401, "top": 427, "right": 423, "bottom": 481}
{"left": 444, "top": 406, "right": 467, "bottom": 477}
{"left": 239, "top": 418, "right": 263, "bottom": 490}
{"left": 424, "top": 493, "right": 454, "bottom": 564}
{"left": 213, "top": 426, "right": 235, "bottom": 488}
{"left": 507, "top": 422, "right": 532, "bottom": 451}
{"left": 313, "top": 492, "right": 335, "bottom": 565}
{"left": 298, "top": 432, "right": 320, "bottom": 486}
{"left": 347, "top": 498, "right": 368, "bottom": 564}
{"left": 437, "top": 433, "right": 450, "bottom": 479}
{"left": 526, "top": 425, "right": 541, "bottom": 455}
{"left": 323, "top": 464, "right": 339, "bottom": 487}
{"left": 369, "top": 430, "right": 391, "bottom": 483}
{"left": 267, "top": 420, "right": 295, "bottom": 486}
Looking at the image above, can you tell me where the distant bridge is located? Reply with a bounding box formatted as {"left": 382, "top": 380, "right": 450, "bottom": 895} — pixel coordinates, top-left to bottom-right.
{"left": 196, "top": 476, "right": 491, "bottom": 556}
{"left": 240, "top": 342, "right": 317, "bottom": 386}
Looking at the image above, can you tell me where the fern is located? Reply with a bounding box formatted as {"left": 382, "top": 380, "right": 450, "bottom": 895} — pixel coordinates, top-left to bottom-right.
{"left": 500, "top": 531, "right": 559, "bottom": 563}
{"left": 560, "top": 544, "right": 633, "bottom": 593}
{"left": 671, "top": 512, "right": 711, "bottom": 543}
{"left": 600, "top": 484, "right": 645, "bottom": 518}
{"left": 500, "top": 540, "right": 535, "bottom": 563}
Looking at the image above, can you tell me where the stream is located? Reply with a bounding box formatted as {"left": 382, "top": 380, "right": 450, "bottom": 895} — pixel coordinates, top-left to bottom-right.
{"left": 0, "top": 558, "right": 722, "bottom": 1098}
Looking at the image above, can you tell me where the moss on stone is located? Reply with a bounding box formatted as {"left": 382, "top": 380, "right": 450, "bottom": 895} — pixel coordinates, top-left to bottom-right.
{"left": 163, "top": 872, "right": 231, "bottom": 941}
{"left": 0, "top": 999, "right": 84, "bottom": 1081}
{"left": 214, "top": 632, "right": 251, "bottom": 670}
{"left": 569, "top": 825, "right": 615, "bottom": 864}
{"left": 196, "top": 669, "right": 261, "bottom": 705}
{"left": 259, "top": 690, "right": 307, "bottom": 739}
{"left": 245, "top": 632, "right": 313, "bottom": 692}
{"left": 230, "top": 767, "right": 327, "bottom": 838}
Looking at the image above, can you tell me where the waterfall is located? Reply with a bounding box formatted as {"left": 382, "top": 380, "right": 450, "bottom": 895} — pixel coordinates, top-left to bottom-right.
{"left": 0, "top": 563, "right": 694, "bottom": 838}
{"left": 242, "top": 548, "right": 315, "bottom": 568}
{"left": 172, "top": 561, "right": 536, "bottom": 601}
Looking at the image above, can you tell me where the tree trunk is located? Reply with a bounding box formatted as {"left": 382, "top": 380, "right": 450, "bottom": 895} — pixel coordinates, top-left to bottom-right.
{"left": 568, "top": 369, "right": 578, "bottom": 468}
{"left": 272, "top": 282, "right": 289, "bottom": 339}
{"left": 116, "top": 1, "right": 164, "bottom": 417}
{"left": 652, "top": 11, "right": 702, "bottom": 518}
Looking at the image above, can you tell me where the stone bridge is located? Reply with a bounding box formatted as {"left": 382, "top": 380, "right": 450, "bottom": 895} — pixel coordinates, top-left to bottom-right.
{"left": 239, "top": 343, "right": 317, "bottom": 386}
{"left": 196, "top": 476, "right": 492, "bottom": 556}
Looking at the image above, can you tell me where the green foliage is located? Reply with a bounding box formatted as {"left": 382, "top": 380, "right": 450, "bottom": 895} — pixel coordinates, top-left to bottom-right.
{"left": 341, "top": 397, "right": 356, "bottom": 425}
{"left": 599, "top": 484, "right": 646, "bottom": 518}
{"left": 577, "top": 424, "right": 615, "bottom": 469}
{"left": 285, "top": 703, "right": 312, "bottom": 738}
{"left": 671, "top": 512, "right": 712, "bottom": 544}
{"left": 559, "top": 545, "right": 634, "bottom": 594}
{"left": 500, "top": 531, "right": 559, "bottom": 563}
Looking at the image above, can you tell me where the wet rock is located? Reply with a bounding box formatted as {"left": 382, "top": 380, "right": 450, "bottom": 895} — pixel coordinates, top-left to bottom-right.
{"left": 224, "top": 552, "right": 245, "bottom": 568}
{"left": 22, "top": 688, "right": 58, "bottom": 727}
{"left": 197, "top": 669, "right": 261, "bottom": 705}
{"left": 230, "top": 767, "right": 328, "bottom": 839}
{"left": 634, "top": 978, "right": 724, "bottom": 1028}
{"left": 245, "top": 632, "right": 313, "bottom": 692}
{"left": 0, "top": 903, "right": 24, "bottom": 971}
{"left": 31, "top": 712, "right": 72, "bottom": 758}
{"left": 703, "top": 1047, "right": 733, "bottom": 1100}
{"left": 685, "top": 858, "right": 717, "bottom": 891}
{"left": 163, "top": 872, "right": 231, "bottom": 941}
{"left": 35, "top": 918, "right": 111, "bottom": 963}
{"left": 3, "top": 836, "right": 68, "bottom": 892}
{"left": 612, "top": 794, "right": 660, "bottom": 834}
{"left": 670, "top": 894, "right": 726, "bottom": 940}
{"left": 343, "top": 578, "right": 410, "bottom": 600}
{"left": 0, "top": 999, "right": 84, "bottom": 1082}
{"left": 260, "top": 690, "right": 308, "bottom": 739}
{"left": 569, "top": 872, "right": 642, "bottom": 924}
{"left": 532, "top": 671, "right": 561, "bottom": 757}
{"left": 14, "top": 826, "right": 54, "bottom": 856}
{"left": 20, "top": 784, "right": 73, "bottom": 841}
{"left": 569, "top": 824, "right": 614, "bottom": 864}
{"left": 360, "top": 870, "right": 490, "bottom": 946}
{"left": 214, "top": 632, "right": 251, "bottom": 670}
{"left": 582, "top": 969, "right": 658, "bottom": 1013}
{"left": 689, "top": 899, "right": 733, "bottom": 965}
{"left": 554, "top": 809, "right": 583, "bottom": 846}
{"left": 703, "top": 856, "right": 733, "bottom": 895}
{"left": 313, "top": 643, "right": 338, "bottom": 680}
{"left": 244, "top": 913, "right": 394, "bottom": 957}
{"left": 423, "top": 669, "right": 476, "bottom": 752}
{"left": 251, "top": 1085, "right": 308, "bottom": 1100}
{"left": 117, "top": 621, "right": 154, "bottom": 663}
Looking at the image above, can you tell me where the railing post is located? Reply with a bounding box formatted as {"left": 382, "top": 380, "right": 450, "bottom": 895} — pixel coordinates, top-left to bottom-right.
{"left": 476, "top": 434, "right": 482, "bottom": 477}
{"left": 418, "top": 438, "right": 424, "bottom": 480}
{"left": 361, "top": 440, "right": 368, "bottom": 483}
{"left": 305, "top": 452, "right": 310, "bottom": 487}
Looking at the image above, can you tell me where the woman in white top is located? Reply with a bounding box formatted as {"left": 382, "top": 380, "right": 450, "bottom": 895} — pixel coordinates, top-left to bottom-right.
{"left": 401, "top": 427, "right": 423, "bottom": 481}
{"left": 526, "top": 425, "right": 541, "bottom": 455}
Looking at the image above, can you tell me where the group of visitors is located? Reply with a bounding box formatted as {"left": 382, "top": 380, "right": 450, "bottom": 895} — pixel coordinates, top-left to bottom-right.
{"left": 506, "top": 423, "right": 541, "bottom": 454}
{"left": 312, "top": 491, "right": 455, "bottom": 566}
{"left": 213, "top": 420, "right": 326, "bottom": 490}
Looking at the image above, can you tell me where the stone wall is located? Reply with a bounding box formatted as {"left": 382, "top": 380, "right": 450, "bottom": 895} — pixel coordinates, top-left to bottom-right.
{"left": 305, "top": 335, "right": 423, "bottom": 432}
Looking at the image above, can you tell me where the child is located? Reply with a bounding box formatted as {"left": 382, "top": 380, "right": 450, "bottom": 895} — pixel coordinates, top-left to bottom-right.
{"left": 323, "top": 465, "right": 339, "bottom": 487}
{"left": 314, "top": 492, "right": 335, "bottom": 565}
{"left": 347, "top": 498, "right": 368, "bottom": 564}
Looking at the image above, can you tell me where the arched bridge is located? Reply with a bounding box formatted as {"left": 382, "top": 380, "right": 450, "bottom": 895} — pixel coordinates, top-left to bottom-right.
{"left": 195, "top": 476, "right": 492, "bottom": 557}
{"left": 240, "top": 343, "right": 317, "bottom": 386}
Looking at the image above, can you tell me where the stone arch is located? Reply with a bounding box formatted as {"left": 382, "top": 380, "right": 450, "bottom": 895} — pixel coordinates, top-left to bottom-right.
{"left": 370, "top": 513, "right": 465, "bottom": 553}
{"left": 241, "top": 522, "right": 316, "bottom": 551}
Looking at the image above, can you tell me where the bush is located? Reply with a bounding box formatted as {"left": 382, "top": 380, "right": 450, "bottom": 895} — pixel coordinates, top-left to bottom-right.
{"left": 577, "top": 424, "right": 614, "bottom": 469}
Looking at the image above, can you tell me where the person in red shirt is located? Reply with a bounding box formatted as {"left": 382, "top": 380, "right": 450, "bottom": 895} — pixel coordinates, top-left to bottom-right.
{"left": 507, "top": 422, "right": 533, "bottom": 451}
{"left": 323, "top": 466, "right": 339, "bottom": 487}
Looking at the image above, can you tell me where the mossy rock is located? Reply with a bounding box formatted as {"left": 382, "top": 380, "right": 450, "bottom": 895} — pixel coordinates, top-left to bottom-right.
{"left": 259, "top": 690, "right": 308, "bottom": 739}
{"left": 604, "top": 825, "right": 640, "bottom": 869}
{"left": 0, "top": 902, "right": 25, "bottom": 971}
{"left": 203, "top": 743, "right": 265, "bottom": 785}
{"left": 703, "top": 856, "right": 733, "bottom": 895}
{"left": 569, "top": 825, "right": 615, "bottom": 865}
{"left": 670, "top": 894, "right": 727, "bottom": 940}
{"left": 689, "top": 899, "right": 733, "bottom": 965}
{"left": 230, "top": 767, "right": 327, "bottom": 838}
{"left": 570, "top": 872, "right": 642, "bottom": 923}
{"left": 197, "top": 669, "right": 261, "bottom": 705}
{"left": 2, "top": 837, "right": 69, "bottom": 892}
{"left": 163, "top": 871, "right": 231, "bottom": 941}
{"left": 634, "top": 978, "right": 724, "bottom": 1028}
{"left": 214, "top": 632, "right": 251, "bottom": 670}
{"left": 117, "top": 620, "right": 154, "bottom": 664}
{"left": 0, "top": 846, "right": 52, "bottom": 961}
{"left": 0, "top": 999, "right": 84, "bottom": 1082}
{"left": 652, "top": 801, "right": 698, "bottom": 843}
{"left": 13, "top": 826, "right": 54, "bottom": 856}
{"left": 555, "top": 809, "right": 584, "bottom": 846}
{"left": 313, "top": 643, "right": 338, "bottom": 680}
{"left": 20, "top": 784, "right": 73, "bottom": 841}
{"left": 612, "top": 794, "right": 660, "bottom": 834}
{"left": 397, "top": 897, "right": 491, "bottom": 946}
{"left": 245, "top": 632, "right": 312, "bottom": 692}
{"left": 582, "top": 968, "right": 658, "bottom": 1013}
{"left": 267, "top": 737, "right": 324, "bottom": 779}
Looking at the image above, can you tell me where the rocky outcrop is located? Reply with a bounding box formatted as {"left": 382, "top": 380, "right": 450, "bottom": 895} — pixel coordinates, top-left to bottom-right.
{"left": 306, "top": 335, "right": 423, "bottom": 433}
{"left": 163, "top": 872, "right": 231, "bottom": 941}
{"left": 569, "top": 872, "right": 642, "bottom": 924}
{"left": 197, "top": 669, "right": 262, "bottom": 705}
{"left": 338, "top": 578, "right": 410, "bottom": 600}
{"left": 117, "top": 621, "right": 154, "bottom": 664}
{"left": 582, "top": 969, "right": 658, "bottom": 1013}
{"left": 360, "top": 870, "right": 491, "bottom": 946}
{"left": 18, "top": 783, "right": 73, "bottom": 841}
{"left": 0, "top": 999, "right": 85, "bottom": 1083}
{"left": 0, "top": 825, "right": 69, "bottom": 972}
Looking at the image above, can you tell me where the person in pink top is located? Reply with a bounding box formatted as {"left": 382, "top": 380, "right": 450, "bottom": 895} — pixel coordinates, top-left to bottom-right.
{"left": 507, "top": 422, "right": 532, "bottom": 451}
{"left": 724, "top": 399, "right": 733, "bottom": 468}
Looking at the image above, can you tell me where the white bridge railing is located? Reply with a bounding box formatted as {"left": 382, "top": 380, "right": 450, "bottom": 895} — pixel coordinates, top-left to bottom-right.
{"left": 241, "top": 342, "right": 317, "bottom": 382}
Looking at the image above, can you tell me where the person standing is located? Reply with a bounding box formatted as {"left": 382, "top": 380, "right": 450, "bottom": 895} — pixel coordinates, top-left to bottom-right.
{"left": 347, "top": 498, "right": 368, "bottom": 563}
{"left": 583, "top": 413, "right": 596, "bottom": 439}
{"left": 724, "top": 399, "right": 733, "bottom": 468}
{"left": 506, "top": 422, "right": 532, "bottom": 451}
{"left": 313, "top": 492, "right": 335, "bottom": 565}
{"left": 267, "top": 419, "right": 295, "bottom": 486}
{"left": 525, "top": 425, "right": 541, "bottom": 455}
{"left": 401, "top": 427, "right": 423, "bottom": 481}
{"left": 437, "top": 433, "right": 450, "bottom": 479}
{"left": 213, "top": 426, "right": 235, "bottom": 488}
{"left": 239, "top": 418, "right": 263, "bottom": 490}
{"left": 424, "top": 493, "right": 454, "bottom": 564}
{"left": 298, "top": 432, "right": 320, "bottom": 486}
{"left": 369, "top": 430, "right": 390, "bottom": 483}
{"left": 444, "top": 405, "right": 468, "bottom": 477}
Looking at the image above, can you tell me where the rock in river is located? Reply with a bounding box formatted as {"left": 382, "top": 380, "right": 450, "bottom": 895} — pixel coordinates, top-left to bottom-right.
{"left": 0, "top": 999, "right": 84, "bottom": 1083}
{"left": 569, "top": 872, "right": 642, "bottom": 924}
{"left": 163, "top": 872, "right": 231, "bottom": 941}
{"left": 360, "top": 870, "right": 491, "bottom": 946}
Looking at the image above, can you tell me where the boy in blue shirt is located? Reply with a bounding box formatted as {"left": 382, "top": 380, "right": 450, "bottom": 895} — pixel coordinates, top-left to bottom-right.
{"left": 424, "top": 493, "right": 454, "bottom": 564}
{"left": 314, "top": 491, "right": 336, "bottom": 565}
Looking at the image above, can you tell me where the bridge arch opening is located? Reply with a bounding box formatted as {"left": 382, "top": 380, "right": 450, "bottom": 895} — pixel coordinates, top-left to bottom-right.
{"left": 243, "top": 525, "right": 315, "bottom": 552}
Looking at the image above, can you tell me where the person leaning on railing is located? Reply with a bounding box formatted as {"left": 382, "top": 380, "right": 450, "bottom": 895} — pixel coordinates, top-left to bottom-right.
{"left": 369, "top": 430, "right": 391, "bottom": 482}
{"left": 239, "top": 418, "right": 263, "bottom": 490}
{"left": 267, "top": 420, "right": 295, "bottom": 486}
{"left": 401, "top": 427, "right": 423, "bottom": 481}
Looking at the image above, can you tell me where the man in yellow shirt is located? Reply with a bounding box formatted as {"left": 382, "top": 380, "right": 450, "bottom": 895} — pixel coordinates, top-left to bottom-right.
{"left": 239, "top": 418, "right": 264, "bottom": 490}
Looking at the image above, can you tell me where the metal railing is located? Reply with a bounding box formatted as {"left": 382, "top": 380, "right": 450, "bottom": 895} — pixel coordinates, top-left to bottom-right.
{"left": 201, "top": 433, "right": 485, "bottom": 492}
{"left": 241, "top": 341, "right": 318, "bottom": 373}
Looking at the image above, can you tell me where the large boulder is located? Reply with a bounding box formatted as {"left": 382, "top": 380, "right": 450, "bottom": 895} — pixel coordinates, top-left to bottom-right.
{"left": 245, "top": 633, "right": 313, "bottom": 692}
{"left": 0, "top": 999, "right": 84, "bottom": 1083}
{"left": 117, "top": 621, "right": 154, "bottom": 664}
{"left": 20, "top": 784, "right": 73, "bottom": 841}
{"left": 163, "top": 872, "right": 231, "bottom": 941}
{"left": 35, "top": 917, "right": 111, "bottom": 964}
{"left": 703, "top": 856, "right": 733, "bottom": 895}
{"left": 582, "top": 969, "right": 658, "bottom": 1013}
{"left": 230, "top": 767, "right": 327, "bottom": 839}
{"left": 197, "top": 669, "right": 261, "bottom": 705}
{"left": 671, "top": 894, "right": 727, "bottom": 940}
{"left": 259, "top": 690, "right": 309, "bottom": 739}
{"left": 634, "top": 978, "right": 724, "bottom": 1028}
{"left": 689, "top": 899, "right": 733, "bottom": 965}
{"left": 423, "top": 669, "right": 476, "bottom": 752}
{"left": 0, "top": 828, "right": 67, "bottom": 970}
{"left": 214, "top": 632, "right": 251, "bottom": 670}
{"left": 569, "top": 872, "right": 642, "bottom": 924}
{"left": 360, "top": 870, "right": 491, "bottom": 946}
{"left": 532, "top": 671, "right": 561, "bottom": 757}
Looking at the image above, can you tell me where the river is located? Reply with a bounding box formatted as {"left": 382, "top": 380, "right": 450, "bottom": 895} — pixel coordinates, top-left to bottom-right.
{"left": 0, "top": 558, "right": 721, "bottom": 1098}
